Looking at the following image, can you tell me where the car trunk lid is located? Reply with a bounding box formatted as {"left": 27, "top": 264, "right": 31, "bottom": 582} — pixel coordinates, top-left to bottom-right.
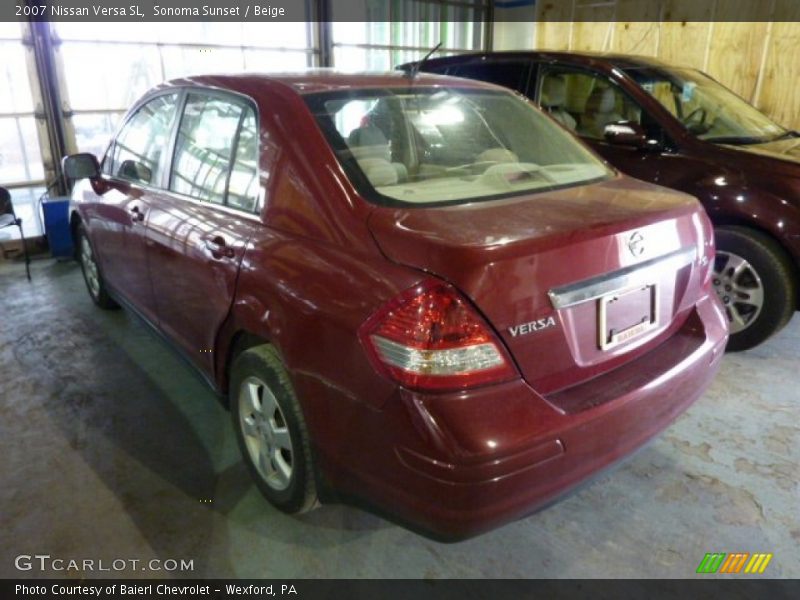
{"left": 367, "top": 176, "right": 712, "bottom": 395}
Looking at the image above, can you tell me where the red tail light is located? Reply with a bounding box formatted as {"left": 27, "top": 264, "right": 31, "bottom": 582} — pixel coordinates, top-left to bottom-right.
{"left": 359, "top": 280, "right": 518, "bottom": 391}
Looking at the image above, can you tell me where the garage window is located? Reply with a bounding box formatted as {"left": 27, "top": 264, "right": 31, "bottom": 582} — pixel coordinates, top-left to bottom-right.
{"left": 331, "top": 1, "right": 488, "bottom": 70}
{"left": 52, "top": 21, "right": 317, "bottom": 159}
{"left": 0, "top": 23, "right": 47, "bottom": 239}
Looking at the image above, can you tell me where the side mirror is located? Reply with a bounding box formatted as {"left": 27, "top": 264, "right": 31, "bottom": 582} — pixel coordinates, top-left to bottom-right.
{"left": 603, "top": 121, "right": 648, "bottom": 148}
{"left": 118, "top": 160, "right": 152, "bottom": 184}
{"left": 62, "top": 153, "right": 100, "bottom": 180}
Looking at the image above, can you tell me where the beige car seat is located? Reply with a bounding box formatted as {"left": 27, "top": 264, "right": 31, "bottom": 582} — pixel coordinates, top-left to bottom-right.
{"left": 540, "top": 76, "right": 577, "bottom": 131}
{"left": 347, "top": 126, "right": 408, "bottom": 186}
{"left": 580, "top": 87, "right": 623, "bottom": 139}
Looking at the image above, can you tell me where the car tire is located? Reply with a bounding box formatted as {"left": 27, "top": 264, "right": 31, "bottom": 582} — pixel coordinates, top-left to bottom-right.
{"left": 713, "top": 226, "right": 796, "bottom": 352}
{"left": 76, "top": 223, "right": 118, "bottom": 310}
{"left": 230, "top": 344, "right": 319, "bottom": 514}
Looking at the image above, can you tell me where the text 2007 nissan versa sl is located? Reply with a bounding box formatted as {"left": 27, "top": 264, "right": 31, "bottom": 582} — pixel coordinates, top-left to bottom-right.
{"left": 63, "top": 72, "right": 728, "bottom": 539}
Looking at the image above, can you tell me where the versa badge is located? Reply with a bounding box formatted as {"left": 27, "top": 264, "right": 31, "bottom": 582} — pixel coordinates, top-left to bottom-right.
{"left": 508, "top": 316, "right": 557, "bottom": 337}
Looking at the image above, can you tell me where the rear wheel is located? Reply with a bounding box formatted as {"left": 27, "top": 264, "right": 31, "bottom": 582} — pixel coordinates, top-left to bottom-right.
{"left": 230, "top": 345, "right": 318, "bottom": 514}
{"left": 713, "top": 226, "right": 796, "bottom": 351}
{"left": 76, "top": 224, "right": 118, "bottom": 309}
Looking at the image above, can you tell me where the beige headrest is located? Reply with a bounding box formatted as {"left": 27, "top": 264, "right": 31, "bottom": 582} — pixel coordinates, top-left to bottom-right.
{"left": 356, "top": 158, "right": 399, "bottom": 187}
{"left": 541, "top": 76, "right": 567, "bottom": 107}
{"left": 586, "top": 87, "right": 617, "bottom": 114}
{"left": 348, "top": 126, "right": 392, "bottom": 162}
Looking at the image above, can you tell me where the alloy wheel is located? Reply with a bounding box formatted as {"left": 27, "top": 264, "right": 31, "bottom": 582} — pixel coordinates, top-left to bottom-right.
{"left": 238, "top": 376, "right": 294, "bottom": 491}
{"left": 80, "top": 236, "right": 101, "bottom": 299}
{"left": 713, "top": 251, "right": 764, "bottom": 334}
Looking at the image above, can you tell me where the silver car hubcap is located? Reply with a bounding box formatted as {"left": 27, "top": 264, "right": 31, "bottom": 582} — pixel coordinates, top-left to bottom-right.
{"left": 80, "top": 236, "right": 101, "bottom": 298}
{"left": 713, "top": 251, "right": 764, "bottom": 334}
{"left": 238, "top": 376, "right": 293, "bottom": 491}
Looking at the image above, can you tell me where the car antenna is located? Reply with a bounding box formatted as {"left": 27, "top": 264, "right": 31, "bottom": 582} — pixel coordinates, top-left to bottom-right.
{"left": 404, "top": 42, "right": 442, "bottom": 81}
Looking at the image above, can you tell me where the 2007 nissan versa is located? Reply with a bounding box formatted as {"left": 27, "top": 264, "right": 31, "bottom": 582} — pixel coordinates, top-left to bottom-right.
{"left": 63, "top": 71, "right": 728, "bottom": 539}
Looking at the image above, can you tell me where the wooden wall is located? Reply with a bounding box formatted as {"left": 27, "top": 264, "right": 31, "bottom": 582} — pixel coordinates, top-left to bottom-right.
{"left": 533, "top": 0, "right": 800, "bottom": 130}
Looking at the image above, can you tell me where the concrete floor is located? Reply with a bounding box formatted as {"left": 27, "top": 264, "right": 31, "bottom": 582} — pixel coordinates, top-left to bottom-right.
{"left": 1, "top": 259, "right": 798, "bottom": 579}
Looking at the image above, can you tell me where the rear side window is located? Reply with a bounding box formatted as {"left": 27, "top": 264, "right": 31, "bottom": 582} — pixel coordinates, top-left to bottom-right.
{"left": 170, "top": 94, "right": 244, "bottom": 206}
{"left": 104, "top": 93, "right": 179, "bottom": 185}
{"left": 226, "top": 107, "right": 259, "bottom": 212}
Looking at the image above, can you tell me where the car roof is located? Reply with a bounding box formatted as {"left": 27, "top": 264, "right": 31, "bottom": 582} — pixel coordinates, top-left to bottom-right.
{"left": 411, "top": 51, "right": 679, "bottom": 71}
{"left": 160, "top": 69, "right": 498, "bottom": 96}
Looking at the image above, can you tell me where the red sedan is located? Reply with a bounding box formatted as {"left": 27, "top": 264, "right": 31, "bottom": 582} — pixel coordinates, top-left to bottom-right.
{"left": 63, "top": 71, "right": 728, "bottom": 539}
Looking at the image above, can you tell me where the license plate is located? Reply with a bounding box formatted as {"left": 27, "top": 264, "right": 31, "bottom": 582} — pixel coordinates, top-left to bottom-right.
{"left": 598, "top": 284, "right": 658, "bottom": 351}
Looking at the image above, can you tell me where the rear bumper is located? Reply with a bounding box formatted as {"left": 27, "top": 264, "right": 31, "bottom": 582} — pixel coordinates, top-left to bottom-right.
{"left": 305, "top": 294, "right": 728, "bottom": 540}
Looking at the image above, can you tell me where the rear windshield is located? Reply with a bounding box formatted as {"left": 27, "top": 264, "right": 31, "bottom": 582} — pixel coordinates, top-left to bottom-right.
{"left": 305, "top": 87, "right": 612, "bottom": 207}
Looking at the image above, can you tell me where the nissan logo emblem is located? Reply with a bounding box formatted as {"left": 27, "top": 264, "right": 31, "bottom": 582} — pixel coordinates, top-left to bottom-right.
{"left": 628, "top": 232, "right": 645, "bottom": 257}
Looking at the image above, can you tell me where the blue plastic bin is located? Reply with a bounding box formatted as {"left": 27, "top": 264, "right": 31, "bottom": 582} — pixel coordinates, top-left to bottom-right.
{"left": 42, "top": 196, "right": 73, "bottom": 258}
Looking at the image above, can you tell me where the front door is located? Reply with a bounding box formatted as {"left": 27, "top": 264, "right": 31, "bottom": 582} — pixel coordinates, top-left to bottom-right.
{"left": 146, "top": 92, "right": 262, "bottom": 376}
{"left": 92, "top": 92, "right": 181, "bottom": 322}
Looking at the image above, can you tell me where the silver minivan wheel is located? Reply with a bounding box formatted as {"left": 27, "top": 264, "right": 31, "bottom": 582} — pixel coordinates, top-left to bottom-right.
{"left": 714, "top": 226, "right": 796, "bottom": 352}
{"left": 712, "top": 250, "right": 764, "bottom": 334}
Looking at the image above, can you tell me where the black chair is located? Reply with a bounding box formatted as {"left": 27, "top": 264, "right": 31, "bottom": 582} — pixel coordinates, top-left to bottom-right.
{"left": 0, "top": 186, "right": 31, "bottom": 281}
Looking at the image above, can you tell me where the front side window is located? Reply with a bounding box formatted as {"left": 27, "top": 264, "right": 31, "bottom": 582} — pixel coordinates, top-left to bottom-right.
{"left": 306, "top": 87, "right": 611, "bottom": 206}
{"left": 625, "top": 67, "right": 787, "bottom": 144}
{"left": 105, "top": 93, "right": 179, "bottom": 185}
{"left": 170, "top": 94, "right": 244, "bottom": 205}
{"left": 539, "top": 69, "right": 644, "bottom": 139}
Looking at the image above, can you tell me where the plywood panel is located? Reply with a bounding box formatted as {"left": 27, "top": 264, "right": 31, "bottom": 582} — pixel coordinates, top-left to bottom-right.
{"left": 534, "top": 0, "right": 574, "bottom": 50}
{"left": 612, "top": 21, "right": 660, "bottom": 56}
{"left": 659, "top": 0, "right": 715, "bottom": 21}
{"left": 771, "top": 0, "right": 800, "bottom": 21}
{"left": 706, "top": 22, "right": 770, "bottom": 102}
{"left": 540, "top": 0, "right": 800, "bottom": 130}
{"left": 612, "top": 0, "right": 662, "bottom": 56}
{"left": 705, "top": 1, "right": 772, "bottom": 102}
{"left": 571, "top": 4, "right": 616, "bottom": 52}
{"left": 759, "top": 21, "right": 800, "bottom": 127}
{"left": 657, "top": 0, "right": 714, "bottom": 69}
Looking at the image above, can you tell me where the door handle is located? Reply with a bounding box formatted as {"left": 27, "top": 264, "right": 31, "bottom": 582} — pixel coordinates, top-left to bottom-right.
{"left": 204, "top": 236, "right": 235, "bottom": 259}
{"left": 129, "top": 205, "right": 145, "bottom": 222}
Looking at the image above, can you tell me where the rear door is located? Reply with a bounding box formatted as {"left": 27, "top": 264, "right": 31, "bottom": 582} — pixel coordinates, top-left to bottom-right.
{"left": 146, "top": 90, "right": 263, "bottom": 375}
{"left": 92, "top": 92, "right": 180, "bottom": 323}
